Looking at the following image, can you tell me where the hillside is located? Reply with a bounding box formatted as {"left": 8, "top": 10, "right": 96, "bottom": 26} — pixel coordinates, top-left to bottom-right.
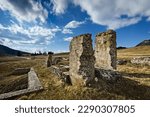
{"left": 136, "top": 39, "right": 150, "bottom": 46}
{"left": 0, "top": 44, "right": 29, "bottom": 56}
{"left": 117, "top": 46, "right": 150, "bottom": 59}
{"left": 117, "top": 46, "right": 127, "bottom": 49}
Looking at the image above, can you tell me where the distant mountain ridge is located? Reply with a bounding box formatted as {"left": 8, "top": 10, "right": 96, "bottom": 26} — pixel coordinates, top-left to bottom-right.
{"left": 136, "top": 39, "right": 150, "bottom": 46}
{"left": 0, "top": 44, "right": 29, "bottom": 56}
{"left": 117, "top": 46, "right": 127, "bottom": 49}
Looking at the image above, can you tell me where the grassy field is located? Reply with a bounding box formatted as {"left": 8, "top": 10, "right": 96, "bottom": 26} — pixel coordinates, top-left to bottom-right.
{"left": 117, "top": 46, "right": 150, "bottom": 59}
{"left": 0, "top": 57, "right": 33, "bottom": 94}
{"left": 0, "top": 46, "right": 150, "bottom": 100}
{"left": 0, "top": 74, "right": 28, "bottom": 94}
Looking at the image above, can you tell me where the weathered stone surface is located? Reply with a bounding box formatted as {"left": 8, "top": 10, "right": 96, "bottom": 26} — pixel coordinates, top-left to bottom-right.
{"left": 52, "top": 57, "right": 63, "bottom": 65}
{"left": 50, "top": 66, "right": 71, "bottom": 84}
{"left": 0, "top": 68, "right": 43, "bottom": 99}
{"left": 95, "top": 30, "right": 117, "bottom": 70}
{"left": 50, "top": 66, "right": 62, "bottom": 78}
{"left": 131, "top": 57, "right": 150, "bottom": 65}
{"left": 69, "top": 34, "right": 95, "bottom": 86}
{"left": 95, "top": 68, "right": 121, "bottom": 83}
{"left": 47, "top": 54, "right": 52, "bottom": 67}
{"left": 28, "top": 68, "right": 43, "bottom": 90}
{"left": 62, "top": 72, "right": 72, "bottom": 85}
{"left": 117, "top": 59, "right": 128, "bottom": 65}
{"left": 60, "top": 65, "right": 69, "bottom": 72}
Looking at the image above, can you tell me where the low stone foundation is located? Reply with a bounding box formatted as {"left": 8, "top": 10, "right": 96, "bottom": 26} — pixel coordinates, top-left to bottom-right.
{"left": 0, "top": 68, "right": 43, "bottom": 99}
{"left": 117, "top": 59, "right": 128, "bottom": 65}
{"left": 131, "top": 57, "right": 150, "bottom": 66}
{"left": 95, "top": 68, "right": 122, "bottom": 83}
{"left": 50, "top": 65, "right": 71, "bottom": 85}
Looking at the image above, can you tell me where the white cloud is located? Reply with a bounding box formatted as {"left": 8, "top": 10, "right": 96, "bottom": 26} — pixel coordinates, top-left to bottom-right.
{"left": 0, "top": 37, "right": 37, "bottom": 45}
{"left": 51, "top": 0, "right": 150, "bottom": 29}
{"left": 0, "top": 37, "right": 48, "bottom": 53}
{"left": 55, "top": 49, "right": 69, "bottom": 53}
{"left": 62, "top": 28, "right": 73, "bottom": 34}
{"left": 0, "top": 0, "right": 48, "bottom": 23}
{"left": 72, "top": 0, "right": 150, "bottom": 29}
{"left": 0, "top": 23, "right": 61, "bottom": 52}
{"left": 62, "top": 20, "right": 85, "bottom": 34}
{"left": 0, "top": 38, "right": 14, "bottom": 47}
{"left": 104, "top": 17, "right": 141, "bottom": 29}
{"left": 64, "top": 20, "right": 85, "bottom": 29}
{"left": 0, "top": 23, "right": 60, "bottom": 39}
{"left": 51, "top": 0, "right": 68, "bottom": 15}
{"left": 64, "top": 37, "right": 73, "bottom": 42}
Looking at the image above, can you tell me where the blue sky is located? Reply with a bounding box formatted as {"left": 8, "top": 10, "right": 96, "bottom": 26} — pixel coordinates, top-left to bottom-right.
{"left": 0, "top": 0, "right": 150, "bottom": 53}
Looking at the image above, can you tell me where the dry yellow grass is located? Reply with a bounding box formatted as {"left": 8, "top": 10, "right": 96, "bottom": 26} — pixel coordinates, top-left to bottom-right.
{"left": 0, "top": 57, "right": 36, "bottom": 95}
{"left": 0, "top": 46, "right": 150, "bottom": 100}
{"left": 117, "top": 46, "right": 150, "bottom": 59}
{"left": 0, "top": 74, "right": 28, "bottom": 94}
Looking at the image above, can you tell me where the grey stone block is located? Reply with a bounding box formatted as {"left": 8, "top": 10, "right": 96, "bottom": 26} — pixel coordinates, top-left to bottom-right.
{"left": 95, "top": 68, "right": 122, "bottom": 83}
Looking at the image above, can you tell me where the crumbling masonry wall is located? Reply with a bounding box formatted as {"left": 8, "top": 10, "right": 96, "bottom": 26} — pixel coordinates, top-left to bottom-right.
{"left": 50, "top": 30, "right": 119, "bottom": 86}
{"left": 47, "top": 54, "right": 52, "bottom": 67}
{"left": 69, "top": 34, "right": 95, "bottom": 85}
{"left": 95, "top": 30, "right": 117, "bottom": 70}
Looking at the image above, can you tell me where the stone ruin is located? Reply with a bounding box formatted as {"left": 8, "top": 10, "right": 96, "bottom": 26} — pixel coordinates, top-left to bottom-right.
{"left": 46, "top": 53, "right": 52, "bottom": 67}
{"left": 95, "top": 30, "right": 117, "bottom": 70}
{"left": 50, "top": 65, "right": 71, "bottom": 84}
{"left": 46, "top": 53, "right": 71, "bottom": 85}
{"left": 131, "top": 57, "right": 150, "bottom": 66}
{"left": 0, "top": 68, "right": 43, "bottom": 99}
{"left": 69, "top": 34, "right": 95, "bottom": 86}
{"left": 94, "top": 30, "right": 120, "bottom": 82}
{"left": 48, "top": 30, "right": 121, "bottom": 86}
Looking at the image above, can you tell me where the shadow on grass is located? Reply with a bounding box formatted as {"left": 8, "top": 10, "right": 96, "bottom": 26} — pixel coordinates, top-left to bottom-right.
{"left": 98, "top": 77, "right": 150, "bottom": 100}
{"left": 122, "top": 72, "right": 150, "bottom": 78}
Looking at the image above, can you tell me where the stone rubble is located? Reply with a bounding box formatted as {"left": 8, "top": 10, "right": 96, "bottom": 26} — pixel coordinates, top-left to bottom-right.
{"left": 50, "top": 65, "right": 71, "bottom": 85}
{"left": 95, "top": 68, "right": 121, "bottom": 83}
{"left": 131, "top": 57, "right": 150, "bottom": 66}
{"left": 117, "top": 59, "right": 128, "bottom": 65}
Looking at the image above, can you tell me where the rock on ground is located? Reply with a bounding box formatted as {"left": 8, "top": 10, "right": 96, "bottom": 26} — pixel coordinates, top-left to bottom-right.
{"left": 95, "top": 68, "right": 122, "bottom": 83}
{"left": 131, "top": 57, "right": 150, "bottom": 65}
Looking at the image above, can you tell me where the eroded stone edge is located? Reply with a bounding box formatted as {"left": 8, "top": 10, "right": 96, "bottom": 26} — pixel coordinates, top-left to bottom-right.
{"left": 0, "top": 67, "right": 43, "bottom": 100}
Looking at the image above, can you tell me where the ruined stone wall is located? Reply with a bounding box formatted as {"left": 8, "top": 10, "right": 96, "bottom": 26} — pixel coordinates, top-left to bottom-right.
{"left": 69, "top": 34, "right": 95, "bottom": 86}
{"left": 47, "top": 54, "right": 52, "bottom": 67}
{"left": 95, "top": 30, "right": 117, "bottom": 70}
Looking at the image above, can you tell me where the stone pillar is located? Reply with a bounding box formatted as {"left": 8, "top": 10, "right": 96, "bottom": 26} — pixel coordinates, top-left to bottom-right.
{"left": 47, "top": 54, "right": 52, "bottom": 67}
{"left": 69, "top": 34, "right": 95, "bottom": 86}
{"left": 95, "top": 30, "right": 117, "bottom": 70}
